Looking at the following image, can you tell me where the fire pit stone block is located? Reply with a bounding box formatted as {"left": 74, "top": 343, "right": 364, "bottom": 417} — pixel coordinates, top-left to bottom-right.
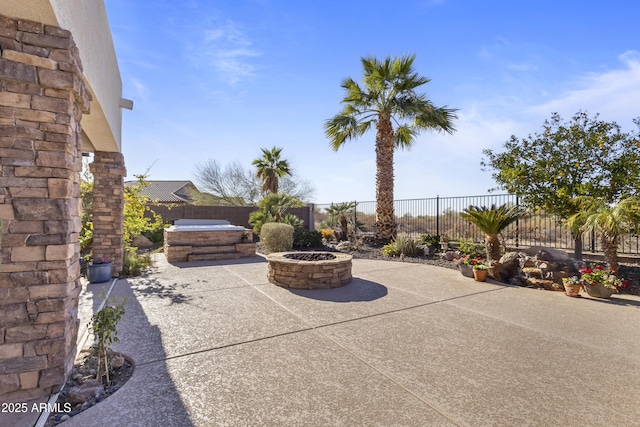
{"left": 267, "top": 252, "right": 352, "bottom": 289}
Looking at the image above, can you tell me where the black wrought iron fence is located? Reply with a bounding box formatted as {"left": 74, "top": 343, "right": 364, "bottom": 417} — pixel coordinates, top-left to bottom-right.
{"left": 315, "top": 195, "right": 640, "bottom": 255}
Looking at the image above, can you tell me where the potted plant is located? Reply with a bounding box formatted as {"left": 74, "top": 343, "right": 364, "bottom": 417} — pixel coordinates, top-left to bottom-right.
{"left": 471, "top": 258, "right": 489, "bottom": 282}
{"left": 456, "top": 255, "right": 474, "bottom": 278}
{"left": 561, "top": 276, "right": 583, "bottom": 297}
{"left": 86, "top": 257, "right": 113, "bottom": 283}
{"left": 579, "top": 265, "right": 629, "bottom": 299}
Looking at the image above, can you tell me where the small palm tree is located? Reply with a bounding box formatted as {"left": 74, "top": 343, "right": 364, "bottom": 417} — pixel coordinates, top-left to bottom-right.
{"left": 325, "top": 54, "right": 457, "bottom": 242}
{"left": 460, "top": 204, "right": 526, "bottom": 262}
{"left": 325, "top": 201, "right": 358, "bottom": 241}
{"left": 567, "top": 196, "right": 640, "bottom": 271}
{"left": 252, "top": 147, "right": 292, "bottom": 194}
{"left": 248, "top": 193, "right": 304, "bottom": 234}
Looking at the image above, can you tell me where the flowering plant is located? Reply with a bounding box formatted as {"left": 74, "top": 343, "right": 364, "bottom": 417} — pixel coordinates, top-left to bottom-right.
{"left": 92, "top": 257, "right": 110, "bottom": 265}
{"left": 456, "top": 255, "right": 473, "bottom": 265}
{"left": 579, "top": 265, "right": 628, "bottom": 291}
{"left": 471, "top": 258, "right": 489, "bottom": 270}
{"left": 562, "top": 276, "right": 582, "bottom": 286}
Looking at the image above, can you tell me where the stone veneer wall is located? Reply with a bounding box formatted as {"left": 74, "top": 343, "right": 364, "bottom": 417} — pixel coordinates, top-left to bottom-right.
{"left": 0, "top": 14, "right": 90, "bottom": 404}
{"left": 90, "top": 151, "right": 125, "bottom": 275}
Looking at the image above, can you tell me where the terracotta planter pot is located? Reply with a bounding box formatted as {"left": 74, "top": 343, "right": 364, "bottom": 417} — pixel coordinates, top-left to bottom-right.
{"left": 584, "top": 282, "right": 615, "bottom": 299}
{"left": 473, "top": 268, "right": 488, "bottom": 282}
{"left": 563, "top": 282, "right": 582, "bottom": 297}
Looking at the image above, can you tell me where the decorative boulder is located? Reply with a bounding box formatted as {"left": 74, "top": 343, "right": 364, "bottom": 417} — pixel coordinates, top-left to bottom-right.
{"left": 497, "top": 247, "right": 579, "bottom": 291}
{"left": 132, "top": 235, "right": 154, "bottom": 248}
{"left": 66, "top": 379, "right": 104, "bottom": 404}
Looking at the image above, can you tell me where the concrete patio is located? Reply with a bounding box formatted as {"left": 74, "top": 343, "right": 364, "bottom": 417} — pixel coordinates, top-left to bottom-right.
{"left": 62, "top": 255, "right": 640, "bottom": 426}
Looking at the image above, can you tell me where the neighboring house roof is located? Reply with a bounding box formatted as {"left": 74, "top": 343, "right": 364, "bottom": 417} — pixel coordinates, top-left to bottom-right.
{"left": 124, "top": 180, "right": 199, "bottom": 203}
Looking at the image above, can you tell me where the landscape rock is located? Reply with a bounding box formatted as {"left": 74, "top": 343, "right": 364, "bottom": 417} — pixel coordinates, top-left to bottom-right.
{"left": 522, "top": 246, "right": 570, "bottom": 261}
{"left": 132, "top": 235, "right": 154, "bottom": 248}
{"left": 498, "top": 247, "right": 579, "bottom": 291}
{"left": 111, "top": 354, "right": 124, "bottom": 369}
{"left": 66, "top": 379, "right": 104, "bottom": 404}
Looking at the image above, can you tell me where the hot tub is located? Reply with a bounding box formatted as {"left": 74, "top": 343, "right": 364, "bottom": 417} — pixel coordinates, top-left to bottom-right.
{"left": 164, "top": 219, "right": 256, "bottom": 262}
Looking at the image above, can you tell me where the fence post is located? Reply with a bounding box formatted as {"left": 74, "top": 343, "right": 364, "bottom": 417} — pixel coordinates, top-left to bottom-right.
{"left": 308, "top": 203, "right": 314, "bottom": 231}
{"left": 436, "top": 195, "right": 440, "bottom": 237}
{"left": 591, "top": 229, "right": 596, "bottom": 252}
{"left": 515, "top": 195, "right": 520, "bottom": 248}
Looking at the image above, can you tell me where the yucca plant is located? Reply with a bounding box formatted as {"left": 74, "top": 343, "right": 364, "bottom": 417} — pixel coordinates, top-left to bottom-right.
{"left": 567, "top": 196, "right": 640, "bottom": 271}
{"left": 460, "top": 204, "right": 526, "bottom": 262}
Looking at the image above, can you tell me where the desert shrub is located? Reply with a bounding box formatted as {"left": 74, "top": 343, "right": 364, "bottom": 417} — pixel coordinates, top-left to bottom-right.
{"left": 121, "top": 247, "right": 153, "bottom": 277}
{"left": 142, "top": 224, "right": 167, "bottom": 245}
{"left": 280, "top": 213, "right": 304, "bottom": 230}
{"left": 293, "top": 229, "right": 323, "bottom": 248}
{"left": 320, "top": 228, "right": 335, "bottom": 241}
{"left": 419, "top": 233, "right": 439, "bottom": 246}
{"left": 382, "top": 236, "right": 422, "bottom": 257}
{"left": 261, "top": 223, "right": 294, "bottom": 253}
{"left": 458, "top": 239, "right": 485, "bottom": 258}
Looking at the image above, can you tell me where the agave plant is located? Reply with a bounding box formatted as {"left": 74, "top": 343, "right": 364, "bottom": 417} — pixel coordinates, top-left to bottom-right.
{"left": 460, "top": 204, "right": 526, "bottom": 262}
{"left": 567, "top": 196, "right": 640, "bottom": 271}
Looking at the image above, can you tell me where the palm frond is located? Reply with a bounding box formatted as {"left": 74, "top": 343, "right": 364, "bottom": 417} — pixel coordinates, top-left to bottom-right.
{"left": 324, "top": 114, "right": 363, "bottom": 150}
{"left": 460, "top": 204, "right": 526, "bottom": 235}
{"left": 394, "top": 125, "right": 418, "bottom": 150}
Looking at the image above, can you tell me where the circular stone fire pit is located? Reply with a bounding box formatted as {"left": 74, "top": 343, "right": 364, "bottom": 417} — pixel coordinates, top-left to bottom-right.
{"left": 267, "top": 252, "right": 353, "bottom": 289}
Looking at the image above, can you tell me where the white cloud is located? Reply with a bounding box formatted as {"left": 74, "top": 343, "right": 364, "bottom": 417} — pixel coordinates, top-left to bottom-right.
{"left": 130, "top": 78, "right": 149, "bottom": 101}
{"left": 188, "top": 19, "right": 261, "bottom": 85}
{"left": 528, "top": 50, "right": 640, "bottom": 125}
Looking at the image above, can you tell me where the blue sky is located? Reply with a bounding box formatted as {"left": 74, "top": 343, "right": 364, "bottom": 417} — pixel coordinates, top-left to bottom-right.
{"left": 104, "top": 0, "right": 640, "bottom": 204}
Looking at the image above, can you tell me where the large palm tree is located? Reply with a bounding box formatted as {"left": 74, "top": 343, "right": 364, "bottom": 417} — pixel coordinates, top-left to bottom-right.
{"left": 252, "top": 147, "right": 292, "bottom": 195}
{"left": 460, "top": 204, "right": 526, "bottom": 262}
{"left": 567, "top": 196, "right": 640, "bottom": 271}
{"left": 325, "top": 54, "right": 457, "bottom": 242}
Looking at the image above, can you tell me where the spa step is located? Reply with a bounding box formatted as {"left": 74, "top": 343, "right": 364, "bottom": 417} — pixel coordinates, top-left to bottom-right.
{"left": 187, "top": 252, "right": 243, "bottom": 262}
{"left": 190, "top": 244, "right": 237, "bottom": 254}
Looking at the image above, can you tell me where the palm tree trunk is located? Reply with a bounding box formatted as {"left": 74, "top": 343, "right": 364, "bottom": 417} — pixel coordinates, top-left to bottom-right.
{"left": 375, "top": 115, "right": 396, "bottom": 243}
{"left": 340, "top": 216, "right": 348, "bottom": 241}
{"left": 573, "top": 233, "right": 583, "bottom": 260}
{"left": 602, "top": 234, "right": 619, "bottom": 271}
{"left": 486, "top": 234, "right": 501, "bottom": 262}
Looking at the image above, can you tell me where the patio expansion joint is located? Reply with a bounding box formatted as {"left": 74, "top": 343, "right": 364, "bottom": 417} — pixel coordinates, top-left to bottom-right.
{"left": 222, "top": 264, "right": 474, "bottom": 425}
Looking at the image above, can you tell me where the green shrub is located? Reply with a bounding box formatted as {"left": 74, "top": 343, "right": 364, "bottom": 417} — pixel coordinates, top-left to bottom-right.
{"left": 280, "top": 213, "right": 304, "bottom": 230}
{"left": 261, "top": 223, "right": 294, "bottom": 253}
{"left": 382, "top": 235, "right": 422, "bottom": 257}
{"left": 90, "top": 296, "right": 125, "bottom": 384}
{"left": 419, "top": 233, "right": 439, "bottom": 246}
{"left": 142, "top": 225, "right": 167, "bottom": 245}
{"left": 293, "top": 229, "right": 323, "bottom": 248}
{"left": 121, "top": 247, "right": 153, "bottom": 277}
{"left": 458, "top": 239, "right": 485, "bottom": 258}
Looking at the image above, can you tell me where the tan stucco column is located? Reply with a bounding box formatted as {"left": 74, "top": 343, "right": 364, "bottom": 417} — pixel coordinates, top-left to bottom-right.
{"left": 89, "top": 151, "right": 126, "bottom": 275}
{"left": 0, "top": 14, "right": 90, "bottom": 405}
